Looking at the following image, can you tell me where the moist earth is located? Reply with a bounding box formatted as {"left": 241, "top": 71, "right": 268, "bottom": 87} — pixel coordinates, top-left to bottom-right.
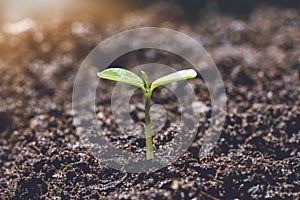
{"left": 0, "top": 2, "right": 299, "bottom": 199}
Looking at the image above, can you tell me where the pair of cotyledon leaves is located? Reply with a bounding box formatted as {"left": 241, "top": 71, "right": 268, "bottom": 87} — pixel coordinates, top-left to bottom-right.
{"left": 97, "top": 68, "right": 197, "bottom": 92}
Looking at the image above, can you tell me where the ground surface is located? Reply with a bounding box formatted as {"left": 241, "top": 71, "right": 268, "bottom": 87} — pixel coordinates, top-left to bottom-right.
{"left": 0, "top": 2, "right": 299, "bottom": 199}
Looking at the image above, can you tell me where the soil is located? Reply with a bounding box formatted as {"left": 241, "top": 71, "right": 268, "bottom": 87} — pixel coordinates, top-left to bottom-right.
{"left": 0, "top": 2, "right": 299, "bottom": 199}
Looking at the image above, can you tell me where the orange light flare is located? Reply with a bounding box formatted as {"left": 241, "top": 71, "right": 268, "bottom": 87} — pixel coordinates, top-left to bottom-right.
{"left": 0, "top": 0, "right": 136, "bottom": 65}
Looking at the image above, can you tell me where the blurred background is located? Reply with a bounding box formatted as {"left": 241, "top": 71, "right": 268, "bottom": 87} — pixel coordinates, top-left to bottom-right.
{"left": 1, "top": 0, "right": 300, "bottom": 22}
{"left": 1, "top": 0, "right": 300, "bottom": 63}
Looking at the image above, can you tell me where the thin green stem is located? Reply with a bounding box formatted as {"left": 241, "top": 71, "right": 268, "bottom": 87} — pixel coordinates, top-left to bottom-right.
{"left": 140, "top": 71, "right": 154, "bottom": 159}
{"left": 145, "top": 92, "right": 154, "bottom": 159}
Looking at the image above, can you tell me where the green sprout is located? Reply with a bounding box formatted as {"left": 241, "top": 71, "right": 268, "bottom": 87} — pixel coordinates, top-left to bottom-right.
{"left": 97, "top": 68, "right": 197, "bottom": 159}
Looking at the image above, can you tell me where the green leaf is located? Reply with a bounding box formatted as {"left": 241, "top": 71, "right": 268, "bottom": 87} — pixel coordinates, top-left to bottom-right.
{"left": 97, "top": 68, "right": 145, "bottom": 89}
{"left": 150, "top": 69, "right": 197, "bottom": 91}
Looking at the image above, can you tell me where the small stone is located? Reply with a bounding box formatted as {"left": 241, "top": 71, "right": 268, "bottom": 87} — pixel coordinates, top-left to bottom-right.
{"left": 171, "top": 180, "right": 180, "bottom": 190}
{"left": 97, "top": 112, "right": 105, "bottom": 120}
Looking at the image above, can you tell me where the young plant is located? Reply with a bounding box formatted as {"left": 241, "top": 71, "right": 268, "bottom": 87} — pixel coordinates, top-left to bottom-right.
{"left": 97, "top": 68, "right": 197, "bottom": 159}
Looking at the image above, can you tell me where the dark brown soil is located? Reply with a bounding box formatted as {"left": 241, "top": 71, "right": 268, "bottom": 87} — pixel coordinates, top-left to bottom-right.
{"left": 0, "top": 2, "right": 299, "bottom": 199}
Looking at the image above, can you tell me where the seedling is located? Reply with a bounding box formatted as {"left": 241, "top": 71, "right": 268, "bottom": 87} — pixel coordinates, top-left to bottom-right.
{"left": 97, "top": 68, "right": 197, "bottom": 159}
